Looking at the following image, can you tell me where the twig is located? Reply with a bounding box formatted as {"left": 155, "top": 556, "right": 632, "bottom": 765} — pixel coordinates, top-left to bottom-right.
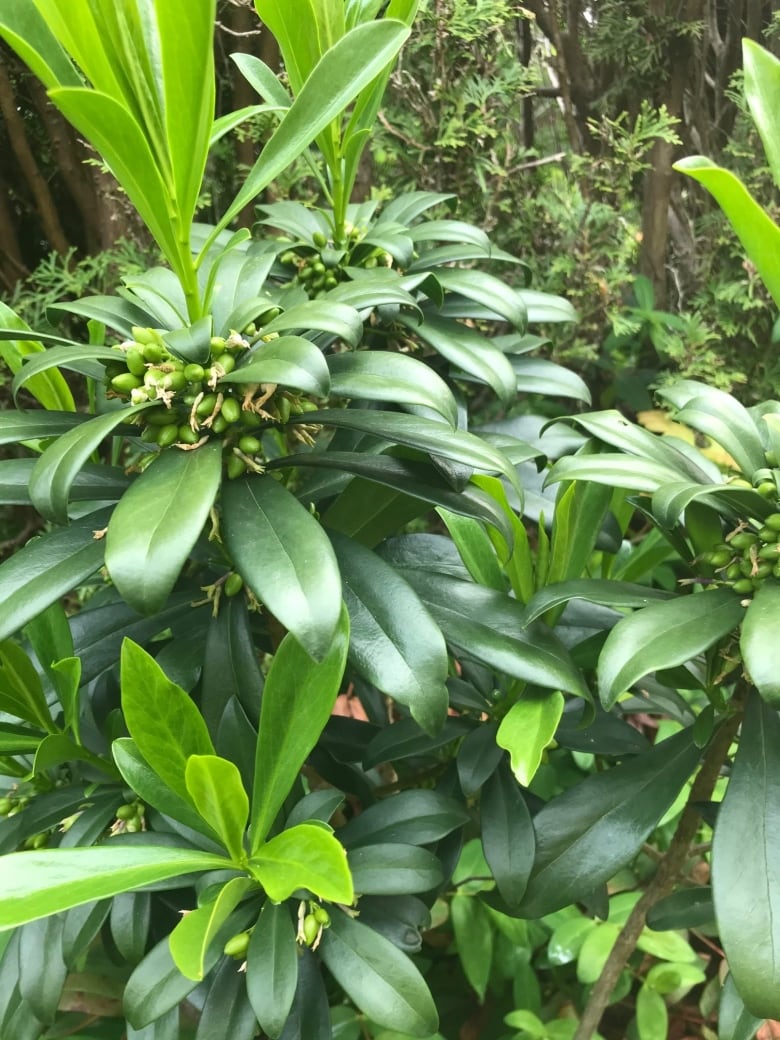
{"left": 513, "top": 151, "right": 566, "bottom": 171}
{"left": 573, "top": 704, "right": 744, "bottom": 1040}
{"left": 215, "top": 19, "right": 264, "bottom": 37}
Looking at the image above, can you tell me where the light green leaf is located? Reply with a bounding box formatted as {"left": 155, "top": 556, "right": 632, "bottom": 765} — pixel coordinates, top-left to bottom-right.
{"left": 218, "top": 20, "right": 409, "bottom": 232}
{"left": 120, "top": 639, "right": 215, "bottom": 806}
{"left": 184, "top": 755, "right": 249, "bottom": 863}
{"left": 105, "top": 440, "right": 223, "bottom": 615}
{"left": 497, "top": 692, "right": 565, "bottom": 787}
{"left": 168, "top": 877, "right": 251, "bottom": 982}
{"left": 636, "top": 984, "right": 668, "bottom": 1040}
{"left": 0, "top": 640, "right": 55, "bottom": 732}
{"left": 674, "top": 155, "right": 780, "bottom": 310}
{"left": 250, "top": 606, "right": 349, "bottom": 850}
{"left": 0, "top": 303, "right": 74, "bottom": 410}
{"left": 598, "top": 590, "right": 744, "bottom": 709}
{"left": 436, "top": 509, "right": 506, "bottom": 592}
{"left": 250, "top": 823, "right": 353, "bottom": 904}
{"left": 262, "top": 302, "right": 364, "bottom": 348}
{"left": 451, "top": 894, "right": 492, "bottom": 1002}
{"left": 743, "top": 40, "right": 780, "bottom": 201}
{"left": 0, "top": 846, "right": 229, "bottom": 930}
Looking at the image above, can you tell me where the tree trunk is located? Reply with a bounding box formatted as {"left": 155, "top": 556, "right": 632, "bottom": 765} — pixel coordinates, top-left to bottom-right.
{"left": 0, "top": 51, "right": 70, "bottom": 258}
{"left": 0, "top": 180, "right": 28, "bottom": 292}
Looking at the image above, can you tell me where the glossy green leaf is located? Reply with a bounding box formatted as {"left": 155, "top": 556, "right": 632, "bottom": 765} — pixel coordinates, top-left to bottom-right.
{"left": 437, "top": 509, "right": 506, "bottom": 592}
{"left": 497, "top": 692, "right": 564, "bottom": 787}
{"left": 0, "top": 459, "right": 129, "bottom": 507}
{"left": 451, "top": 894, "right": 492, "bottom": 1002}
{"left": 220, "top": 336, "right": 330, "bottom": 396}
{"left": 636, "top": 984, "right": 668, "bottom": 1040}
{"left": 194, "top": 955, "right": 258, "bottom": 1040}
{"left": 219, "top": 20, "right": 409, "bottom": 230}
{"left": 675, "top": 155, "right": 780, "bottom": 310}
{"left": 673, "top": 395, "right": 766, "bottom": 478}
{"left": 246, "top": 900, "right": 298, "bottom": 1039}
{"left": 0, "top": 640, "right": 54, "bottom": 731}
{"left": 320, "top": 911, "right": 438, "bottom": 1038}
{"left": 0, "top": 304, "right": 74, "bottom": 410}
{"left": 518, "top": 728, "right": 700, "bottom": 917}
{"left": 645, "top": 888, "right": 715, "bottom": 932}
{"left": 185, "top": 755, "right": 249, "bottom": 862}
{"left": 250, "top": 823, "right": 353, "bottom": 904}
{"left": 481, "top": 765, "right": 535, "bottom": 910}
{"left": 547, "top": 452, "right": 690, "bottom": 494}
{"left": 434, "top": 268, "right": 526, "bottom": 328}
{"left": 282, "top": 453, "right": 514, "bottom": 548}
{"left": 0, "top": 410, "right": 86, "bottom": 446}
{"left": 120, "top": 640, "right": 215, "bottom": 806}
{"left": 0, "top": 722, "right": 45, "bottom": 755}
{"left": 10, "top": 343, "right": 119, "bottom": 397}
{"left": 398, "top": 312, "right": 516, "bottom": 402}
{"left": 18, "top": 916, "right": 67, "bottom": 1023}
{"left": 328, "top": 351, "right": 457, "bottom": 426}
{"left": 598, "top": 589, "right": 744, "bottom": 708}
{"left": 330, "top": 533, "right": 448, "bottom": 735}
{"left": 201, "top": 597, "right": 263, "bottom": 732}
{"left": 112, "top": 739, "right": 220, "bottom": 843}
{"left": 338, "top": 790, "right": 469, "bottom": 848}
{"left": 348, "top": 843, "right": 444, "bottom": 895}
{"left": 105, "top": 440, "right": 223, "bottom": 615}
{"left": 740, "top": 580, "right": 780, "bottom": 707}
{"left": 363, "top": 716, "right": 471, "bottom": 770}
{"left": 293, "top": 409, "right": 518, "bottom": 487}
{"left": 110, "top": 891, "right": 151, "bottom": 964}
{"left": 395, "top": 570, "right": 590, "bottom": 700}
{"left": 744, "top": 40, "right": 780, "bottom": 189}
{"left": 0, "top": 510, "right": 107, "bottom": 642}
{"left": 222, "top": 475, "right": 342, "bottom": 661}
{"left": 168, "top": 877, "right": 252, "bottom": 982}
{"left": 250, "top": 606, "right": 349, "bottom": 849}
{"left": 30, "top": 403, "right": 146, "bottom": 524}
{"left": 262, "top": 302, "right": 363, "bottom": 347}
{"left": 0, "top": 2, "right": 80, "bottom": 89}
{"left": 0, "top": 845, "right": 229, "bottom": 929}
{"left": 522, "top": 580, "right": 672, "bottom": 625}
{"left": 718, "top": 972, "right": 765, "bottom": 1040}
{"left": 713, "top": 692, "right": 780, "bottom": 1018}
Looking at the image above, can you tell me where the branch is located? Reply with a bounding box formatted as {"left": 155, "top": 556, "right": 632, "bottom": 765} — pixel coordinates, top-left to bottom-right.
{"left": 572, "top": 705, "right": 744, "bottom": 1040}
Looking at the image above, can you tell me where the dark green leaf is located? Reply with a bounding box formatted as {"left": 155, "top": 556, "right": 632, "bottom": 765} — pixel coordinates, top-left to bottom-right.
{"left": 195, "top": 955, "right": 258, "bottom": 1040}
{"left": 11, "top": 343, "right": 119, "bottom": 397}
{"left": 713, "top": 692, "right": 780, "bottom": 1018}
{"left": 646, "top": 888, "right": 715, "bottom": 931}
{"left": 105, "top": 441, "right": 223, "bottom": 615}
{"left": 18, "top": 916, "right": 67, "bottom": 1023}
{"left": 246, "top": 900, "right": 298, "bottom": 1039}
{"left": 220, "top": 335, "right": 330, "bottom": 396}
{"left": 0, "top": 410, "right": 86, "bottom": 446}
{"left": 0, "top": 640, "right": 54, "bottom": 731}
{"left": 740, "top": 580, "right": 780, "bottom": 707}
{"left": 522, "top": 580, "right": 672, "bottom": 626}
{"left": 328, "top": 351, "right": 457, "bottom": 425}
{"left": 348, "top": 843, "right": 444, "bottom": 894}
{"left": 250, "top": 606, "right": 349, "bottom": 849}
{"left": 330, "top": 533, "right": 448, "bottom": 734}
{"left": 201, "top": 597, "right": 263, "bottom": 732}
{"left": 517, "top": 728, "right": 700, "bottom": 917}
{"left": 29, "top": 404, "right": 145, "bottom": 524}
{"left": 362, "top": 717, "right": 472, "bottom": 770}
{"left": 110, "top": 891, "right": 151, "bottom": 964}
{"left": 320, "top": 910, "right": 438, "bottom": 1037}
{"left": 598, "top": 590, "right": 744, "bottom": 708}
{"left": 338, "top": 790, "right": 469, "bottom": 848}
{"left": 277, "top": 948, "right": 330, "bottom": 1040}
{"left": 0, "top": 510, "right": 107, "bottom": 642}
{"left": 481, "top": 764, "right": 535, "bottom": 910}
{"left": 0, "top": 458, "right": 129, "bottom": 506}
{"left": 222, "top": 475, "right": 342, "bottom": 661}
{"left": 456, "top": 721, "right": 503, "bottom": 797}
{"left": 262, "top": 301, "right": 363, "bottom": 347}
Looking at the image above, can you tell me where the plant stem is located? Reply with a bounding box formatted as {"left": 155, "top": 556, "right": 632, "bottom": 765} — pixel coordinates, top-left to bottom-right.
{"left": 572, "top": 704, "right": 744, "bottom": 1040}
